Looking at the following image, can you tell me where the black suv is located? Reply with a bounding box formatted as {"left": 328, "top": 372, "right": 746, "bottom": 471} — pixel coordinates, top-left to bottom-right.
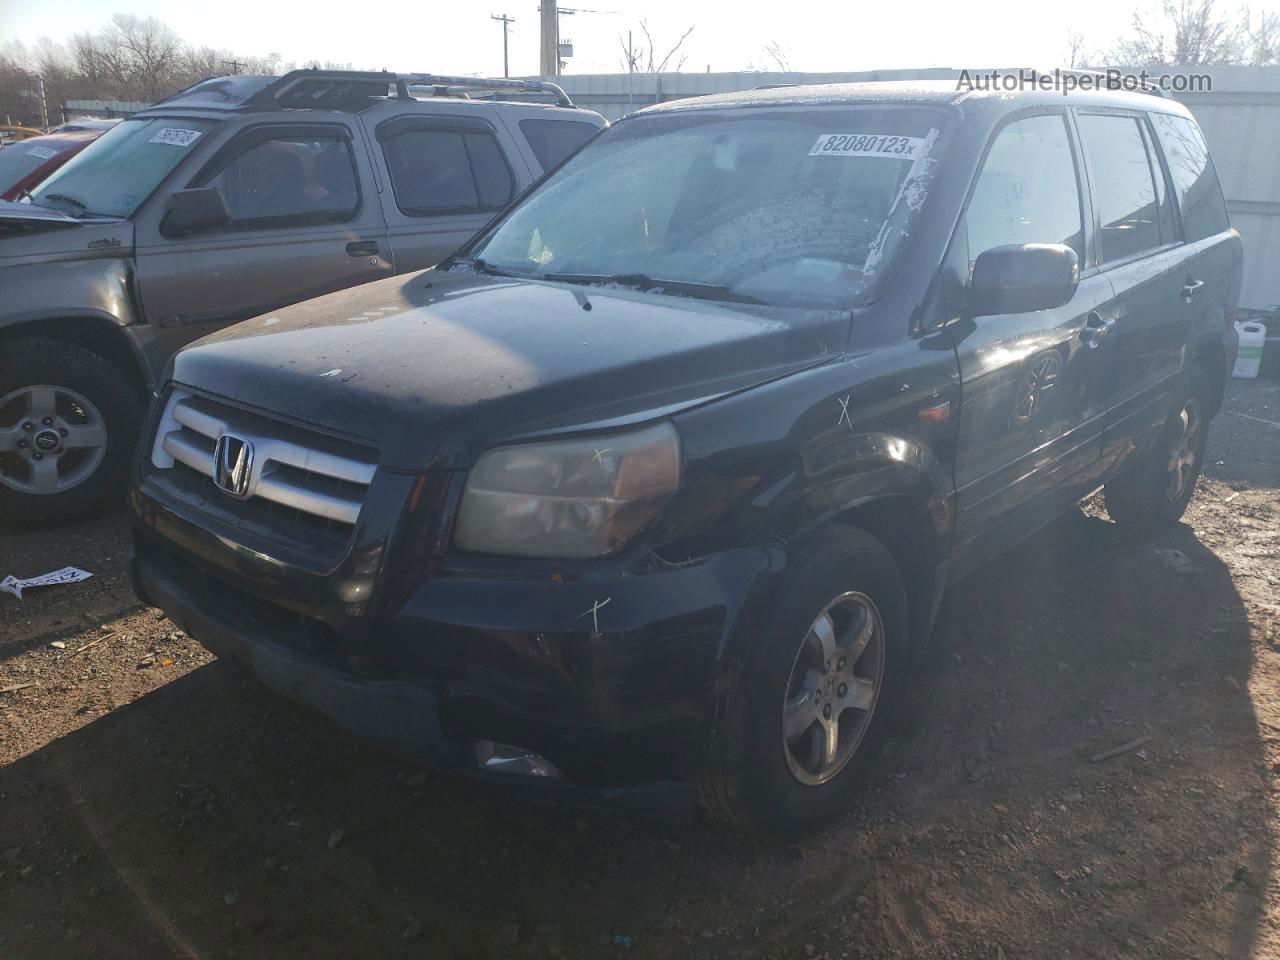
{"left": 129, "top": 80, "right": 1242, "bottom": 833}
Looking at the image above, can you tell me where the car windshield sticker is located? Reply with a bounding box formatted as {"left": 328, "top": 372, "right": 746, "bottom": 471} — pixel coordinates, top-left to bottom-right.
{"left": 149, "top": 127, "right": 203, "bottom": 147}
{"left": 809, "top": 134, "right": 927, "bottom": 159}
{"left": 26, "top": 145, "right": 58, "bottom": 160}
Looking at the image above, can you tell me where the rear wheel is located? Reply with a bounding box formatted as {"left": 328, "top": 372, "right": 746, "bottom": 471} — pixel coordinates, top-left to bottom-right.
{"left": 1104, "top": 367, "right": 1211, "bottom": 535}
{"left": 702, "top": 527, "right": 909, "bottom": 834}
{"left": 0, "top": 338, "right": 142, "bottom": 528}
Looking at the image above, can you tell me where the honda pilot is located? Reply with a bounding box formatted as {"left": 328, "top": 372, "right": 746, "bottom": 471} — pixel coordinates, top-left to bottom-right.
{"left": 129, "top": 81, "right": 1241, "bottom": 833}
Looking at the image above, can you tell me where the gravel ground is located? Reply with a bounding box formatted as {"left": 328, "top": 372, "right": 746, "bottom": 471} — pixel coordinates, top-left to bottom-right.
{"left": 0, "top": 378, "right": 1277, "bottom": 960}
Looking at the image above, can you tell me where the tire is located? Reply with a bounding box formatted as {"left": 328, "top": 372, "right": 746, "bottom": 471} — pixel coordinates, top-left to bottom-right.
{"left": 0, "top": 338, "right": 143, "bottom": 529}
{"left": 1104, "top": 367, "right": 1212, "bottom": 536}
{"left": 702, "top": 527, "right": 909, "bottom": 835}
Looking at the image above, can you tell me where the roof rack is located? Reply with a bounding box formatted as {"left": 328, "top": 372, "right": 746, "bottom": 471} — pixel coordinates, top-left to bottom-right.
{"left": 257, "top": 69, "right": 575, "bottom": 109}
{"left": 1047, "top": 67, "right": 1168, "bottom": 98}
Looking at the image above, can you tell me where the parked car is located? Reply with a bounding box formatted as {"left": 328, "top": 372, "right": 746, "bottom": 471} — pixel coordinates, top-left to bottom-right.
{"left": 0, "top": 70, "right": 604, "bottom": 526}
{"left": 129, "top": 80, "right": 1241, "bottom": 833}
{"left": 50, "top": 119, "right": 121, "bottom": 134}
{"left": 0, "top": 128, "right": 110, "bottom": 202}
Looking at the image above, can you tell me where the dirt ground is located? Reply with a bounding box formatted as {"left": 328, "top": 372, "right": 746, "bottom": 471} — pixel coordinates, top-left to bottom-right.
{"left": 1, "top": 379, "right": 1278, "bottom": 960}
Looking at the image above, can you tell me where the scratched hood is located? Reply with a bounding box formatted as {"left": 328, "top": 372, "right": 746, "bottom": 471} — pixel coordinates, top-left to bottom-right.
{"left": 172, "top": 269, "right": 847, "bottom": 469}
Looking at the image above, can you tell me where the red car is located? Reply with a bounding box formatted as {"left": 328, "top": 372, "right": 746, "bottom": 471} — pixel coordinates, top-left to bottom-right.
{"left": 0, "top": 127, "right": 109, "bottom": 201}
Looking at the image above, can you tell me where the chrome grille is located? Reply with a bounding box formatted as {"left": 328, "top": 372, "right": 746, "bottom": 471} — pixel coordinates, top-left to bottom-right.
{"left": 150, "top": 389, "right": 377, "bottom": 530}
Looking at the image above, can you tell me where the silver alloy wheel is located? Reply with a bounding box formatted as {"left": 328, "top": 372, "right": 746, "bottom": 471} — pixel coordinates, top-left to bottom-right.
{"left": 0, "top": 385, "right": 108, "bottom": 495}
{"left": 1165, "top": 397, "right": 1201, "bottom": 503}
{"left": 781, "top": 591, "right": 886, "bottom": 786}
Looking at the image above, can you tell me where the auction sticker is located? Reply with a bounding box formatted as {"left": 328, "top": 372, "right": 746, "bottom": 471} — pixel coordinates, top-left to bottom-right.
{"left": 149, "top": 127, "right": 203, "bottom": 147}
{"left": 809, "top": 134, "right": 925, "bottom": 159}
{"left": 26, "top": 145, "right": 58, "bottom": 160}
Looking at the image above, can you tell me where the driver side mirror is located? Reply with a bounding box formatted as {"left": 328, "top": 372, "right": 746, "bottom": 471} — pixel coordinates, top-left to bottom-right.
{"left": 967, "top": 243, "right": 1079, "bottom": 316}
{"left": 163, "top": 187, "right": 230, "bottom": 236}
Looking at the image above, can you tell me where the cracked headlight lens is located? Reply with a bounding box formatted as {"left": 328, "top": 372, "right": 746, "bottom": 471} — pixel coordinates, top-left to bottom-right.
{"left": 455, "top": 422, "right": 680, "bottom": 558}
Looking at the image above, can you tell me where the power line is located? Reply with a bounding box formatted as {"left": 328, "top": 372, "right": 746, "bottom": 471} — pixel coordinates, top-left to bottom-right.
{"left": 222, "top": 59, "right": 247, "bottom": 75}
{"left": 490, "top": 13, "right": 515, "bottom": 78}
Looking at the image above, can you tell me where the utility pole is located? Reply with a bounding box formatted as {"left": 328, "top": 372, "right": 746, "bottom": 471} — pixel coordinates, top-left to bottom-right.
{"left": 539, "top": 3, "right": 558, "bottom": 76}
{"left": 222, "top": 58, "right": 247, "bottom": 75}
{"left": 36, "top": 74, "right": 49, "bottom": 132}
{"left": 491, "top": 13, "right": 515, "bottom": 78}
{"left": 626, "top": 30, "right": 634, "bottom": 113}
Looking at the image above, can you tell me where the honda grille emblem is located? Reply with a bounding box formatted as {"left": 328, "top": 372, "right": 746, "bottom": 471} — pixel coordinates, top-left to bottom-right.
{"left": 213, "top": 433, "right": 254, "bottom": 499}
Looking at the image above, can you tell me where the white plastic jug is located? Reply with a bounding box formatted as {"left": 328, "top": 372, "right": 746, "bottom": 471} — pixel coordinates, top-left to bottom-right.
{"left": 1233, "top": 321, "right": 1266, "bottom": 379}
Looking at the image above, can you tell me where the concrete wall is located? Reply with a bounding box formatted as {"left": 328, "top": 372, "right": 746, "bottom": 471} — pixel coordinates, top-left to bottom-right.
{"left": 546, "top": 67, "right": 1280, "bottom": 309}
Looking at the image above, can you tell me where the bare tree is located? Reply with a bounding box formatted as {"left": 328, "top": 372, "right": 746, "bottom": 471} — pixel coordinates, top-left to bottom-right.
{"left": 763, "top": 41, "right": 792, "bottom": 72}
{"left": 103, "top": 14, "right": 183, "bottom": 100}
{"left": 1066, "top": 31, "right": 1087, "bottom": 67}
{"left": 1110, "top": 0, "right": 1277, "bottom": 64}
{"left": 618, "top": 19, "right": 695, "bottom": 73}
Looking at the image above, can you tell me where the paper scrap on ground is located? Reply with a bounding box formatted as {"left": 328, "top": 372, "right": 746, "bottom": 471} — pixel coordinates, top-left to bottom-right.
{"left": 0, "top": 566, "right": 93, "bottom": 600}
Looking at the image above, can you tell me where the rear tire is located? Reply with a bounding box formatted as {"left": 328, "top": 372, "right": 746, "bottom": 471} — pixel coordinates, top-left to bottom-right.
{"left": 0, "top": 338, "right": 143, "bottom": 529}
{"left": 701, "top": 527, "right": 909, "bottom": 835}
{"left": 1104, "top": 367, "right": 1212, "bottom": 536}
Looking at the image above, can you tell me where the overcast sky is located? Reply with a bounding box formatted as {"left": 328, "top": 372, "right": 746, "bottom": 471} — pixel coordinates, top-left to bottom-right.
{"left": 0, "top": 0, "right": 1228, "bottom": 77}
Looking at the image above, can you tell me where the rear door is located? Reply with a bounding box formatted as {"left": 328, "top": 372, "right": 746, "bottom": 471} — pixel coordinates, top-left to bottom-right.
{"left": 134, "top": 119, "right": 392, "bottom": 356}
{"left": 948, "top": 111, "right": 1112, "bottom": 566}
{"left": 369, "top": 113, "right": 521, "bottom": 273}
{"left": 1073, "top": 110, "right": 1193, "bottom": 467}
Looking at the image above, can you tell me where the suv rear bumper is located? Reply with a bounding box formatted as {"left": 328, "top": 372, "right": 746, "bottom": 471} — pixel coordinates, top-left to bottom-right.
{"left": 129, "top": 494, "right": 776, "bottom": 814}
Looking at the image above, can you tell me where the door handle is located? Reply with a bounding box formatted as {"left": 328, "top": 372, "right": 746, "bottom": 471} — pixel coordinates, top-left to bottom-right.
{"left": 346, "top": 240, "right": 380, "bottom": 257}
{"left": 1182, "top": 279, "right": 1205, "bottom": 302}
{"left": 1080, "top": 312, "right": 1114, "bottom": 347}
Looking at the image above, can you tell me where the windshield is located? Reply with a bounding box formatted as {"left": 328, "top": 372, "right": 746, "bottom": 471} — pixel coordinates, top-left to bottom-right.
{"left": 0, "top": 139, "right": 74, "bottom": 190}
{"left": 25, "top": 117, "right": 215, "bottom": 218}
{"left": 469, "top": 105, "right": 946, "bottom": 308}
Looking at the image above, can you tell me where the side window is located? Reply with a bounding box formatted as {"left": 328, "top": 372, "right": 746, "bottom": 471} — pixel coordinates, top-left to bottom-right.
{"left": 201, "top": 131, "right": 359, "bottom": 229}
{"left": 1142, "top": 121, "right": 1180, "bottom": 244}
{"left": 1150, "top": 112, "right": 1230, "bottom": 242}
{"left": 519, "top": 119, "right": 599, "bottom": 172}
{"left": 966, "top": 113, "right": 1084, "bottom": 267}
{"left": 381, "top": 125, "right": 514, "bottom": 216}
{"left": 1076, "top": 114, "right": 1162, "bottom": 263}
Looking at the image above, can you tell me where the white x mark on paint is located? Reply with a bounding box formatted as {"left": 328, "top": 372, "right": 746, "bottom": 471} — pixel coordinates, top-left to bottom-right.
{"left": 837, "top": 395, "right": 854, "bottom": 432}
{"left": 578, "top": 597, "right": 612, "bottom": 634}
{"left": 592, "top": 448, "right": 613, "bottom": 464}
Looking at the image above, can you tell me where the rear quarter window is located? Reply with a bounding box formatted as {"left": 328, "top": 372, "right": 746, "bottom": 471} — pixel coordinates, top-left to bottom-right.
{"left": 518, "top": 119, "right": 599, "bottom": 172}
{"left": 1150, "top": 112, "right": 1230, "bottom": 242}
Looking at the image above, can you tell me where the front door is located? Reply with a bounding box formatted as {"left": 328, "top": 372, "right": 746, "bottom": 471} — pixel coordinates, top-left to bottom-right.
{"left": 948, "top": 111, "right": 1111, "bottom": 571}
{"left": 134, "top": 120, "right": 392, "bottom": 360}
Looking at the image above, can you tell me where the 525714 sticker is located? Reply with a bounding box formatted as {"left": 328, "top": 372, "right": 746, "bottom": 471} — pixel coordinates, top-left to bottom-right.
{"left": 149, "top": 127, "right": 203, "bottom": 148}
{"left": 809, "top": 134, "right": 926, "bottom": 159}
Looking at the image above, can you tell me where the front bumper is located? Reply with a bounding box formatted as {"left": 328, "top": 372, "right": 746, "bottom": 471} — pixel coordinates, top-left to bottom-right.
{"left": 130, "top": 484, "right": 776, "bottom": 813}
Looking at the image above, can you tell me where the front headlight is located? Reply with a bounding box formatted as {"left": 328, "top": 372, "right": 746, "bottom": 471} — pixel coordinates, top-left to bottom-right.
{"left": 455, "top": 422, "right": 680, "bottom": 558}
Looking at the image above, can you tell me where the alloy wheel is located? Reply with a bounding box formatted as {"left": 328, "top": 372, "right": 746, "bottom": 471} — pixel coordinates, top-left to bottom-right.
{"left": 781, "top": 591, "right": 886, "bottom": 786}
{"left": 0, "top": 385, "right": 108, "bottom": 495}
{"left": 1165, "top": 397, "right": 1201, "bottom": 503}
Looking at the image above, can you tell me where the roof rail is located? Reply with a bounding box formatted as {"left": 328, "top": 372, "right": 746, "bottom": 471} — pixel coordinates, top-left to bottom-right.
{"left": 399, "top": 73, "right": 574, "bottom": 108}
{"left": 255, "top": 69, "right": 575, "bottom": 110}
{"left": 1047, "top": 67, "right": 1168, "bottom": 98}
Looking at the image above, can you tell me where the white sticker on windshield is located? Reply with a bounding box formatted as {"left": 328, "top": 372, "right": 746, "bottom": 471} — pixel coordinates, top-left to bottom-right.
{"left": 809, "top": 134, "right": 926, "bottom": 159}
{"left": 149, "top": 127, "right": 203, "bottom": 147}
{"left": 26, "top": 145, "right": 58, "bottom": 160}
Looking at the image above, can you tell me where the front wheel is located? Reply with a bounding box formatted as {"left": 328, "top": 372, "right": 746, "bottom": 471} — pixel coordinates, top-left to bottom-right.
{"left": 0, "top": 338, "right": 143, "bottom": 529}
{"left": 1104, "top": 367, "right": 1212, "bottom": 535}
{"left": 702, "top": 527, "right": 909, "bottom": 834}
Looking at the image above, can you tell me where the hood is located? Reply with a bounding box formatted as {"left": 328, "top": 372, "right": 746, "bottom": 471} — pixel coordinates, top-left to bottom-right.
{"left": 173, "top": 270, "right": 848, "bottom": 470}
{"left": 0, "top": 208, "right": 131, "bottom": 262}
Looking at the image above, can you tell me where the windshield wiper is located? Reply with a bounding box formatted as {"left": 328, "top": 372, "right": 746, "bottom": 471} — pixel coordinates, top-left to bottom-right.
{"left": 445, "top": 255, "right": 516, "bottom": 278}
{"left": 541, "top": 272, "right": 766, "bottom": 305}
{"left": 40, "top": 193, "right": 91, "bottom": 216}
